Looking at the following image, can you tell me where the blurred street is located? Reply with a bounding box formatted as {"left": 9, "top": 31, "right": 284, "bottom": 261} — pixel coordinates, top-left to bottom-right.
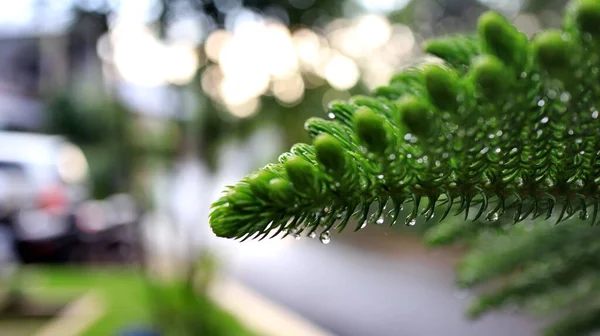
{"left": 227, "top": 236, "right": 541, "bottom": 336}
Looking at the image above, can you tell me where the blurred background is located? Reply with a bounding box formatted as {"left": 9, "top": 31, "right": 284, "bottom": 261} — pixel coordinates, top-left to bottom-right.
{"left": 0, "top": 0, "right": 570, "bottom": 335}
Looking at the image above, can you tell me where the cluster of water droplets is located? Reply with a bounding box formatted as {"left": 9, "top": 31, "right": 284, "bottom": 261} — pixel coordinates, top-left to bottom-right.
{"left": 287, "top": 226, "right": 331, "bottom": 244}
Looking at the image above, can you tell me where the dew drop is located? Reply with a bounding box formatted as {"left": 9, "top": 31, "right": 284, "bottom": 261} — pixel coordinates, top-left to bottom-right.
{"left": 376, "top": 217, "right": 385, "bottom": 225}
{"left": 531, "top": 74, "right": 540, "bottom": 81}
{"left": 486, "top": 211, "right": 499, "bottom": 222}
{"left": 494, "top": 148, "right": 501, "bottom": 153}
{"left": 540, "top": 117, "right": 549, "bottom": 124}
{"left": 496, "top": 130, "right": 503, "bottom": 137}
{"left": 328, "top": 112, "right": 336, "bottom": 119}
{"left": 480, "top": 147, "right": 489, "bottom": 154}
{"left": 575, "top": 138, "right": 583, "bottom": 144}
{"left": 579, "top": 211, "right": 589, "bottom": 220}
{"left": 513, "top": 211, "right": 521, "bottom": 222}
{"left": 405, "top": 216, "right": 416, "bottom": 226}
{"left": 360, "top": 221, "right": 367, "bottom": 229}
{"left": 537, "top": 100, "right": 546, "bottom": 107}
{"left": 575, "top": 179, "right": 585, "bottom": 188}
{"left": 568, "top": 129, "right": 574, "bottom": 135}
{"left": 319, "top": 231, "right": 331, "bottom": 244}
{"left": 404, "top": 133, "right": 413, "bottom": 141}
{"left": 388, "top": 154, "right": 397, "bottom": 160}
{"left": 308, "top": 232, "right": 317, "bottom": 238}
{"left": 560, "top": 92, "right": 570, "bottom": 102}
{"left": 377, "top": 174, "right": 385, "bottom": 179}
{"left": 593, "top": 111, "right": 599, "bottom": 119}
{"left": 407, "top": 154, "right": 412, "bottom": 159}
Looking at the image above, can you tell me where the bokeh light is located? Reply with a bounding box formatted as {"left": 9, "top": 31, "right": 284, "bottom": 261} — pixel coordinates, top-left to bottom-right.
{"left": 226, "top": 96, "right": 261, "bottom": 118}
{"left": 163, "top": 43, "right": 201, "bottom": 85}
{"left": 292, "top": 28, "right": 321, "bottom": 67}
{"left": 355, "top": 14, "right": 392, "bottom": 51}
{"left": 101, "top": 6, "right": 421, "bottom": 118}
{"left": 107, "top": 23, "right": 201, "bottom": 86}
{"left": 205, "top": 29, "right": 233, "bottom": 63}
{"left": 219, "top": 69, "right": 270, "bottom": 105}
{"left": 272, "top": 73, "right": 305, "bottom": 105}
{"left": 324, "top": 53, "right": 360, "bottom": 90}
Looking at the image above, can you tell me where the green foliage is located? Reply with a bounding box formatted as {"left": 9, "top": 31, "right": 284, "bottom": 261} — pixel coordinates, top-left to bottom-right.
{"left": 46, "top": 94, "right": 178, "bottom": 199}
{"left": 46, "top": 94, "right": 112, "bottom": 145}
{"left": 210, "top": 0, "right": 600, "bottom": 334}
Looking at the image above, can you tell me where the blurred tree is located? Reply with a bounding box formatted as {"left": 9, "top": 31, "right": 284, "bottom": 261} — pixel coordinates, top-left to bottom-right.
{"left": 46, "top": 92, "right": 178, "bottom": 200}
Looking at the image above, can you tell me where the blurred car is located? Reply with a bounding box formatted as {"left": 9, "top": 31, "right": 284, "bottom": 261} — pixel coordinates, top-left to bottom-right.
{"left": 0, "top": 131, "right": 138, "bottom": 264}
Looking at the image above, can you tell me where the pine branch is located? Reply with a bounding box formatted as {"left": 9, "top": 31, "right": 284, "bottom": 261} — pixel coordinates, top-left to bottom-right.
{"left": 208, "top": 1, "right": 600, "bottom": 334}
{"left": 210, "top": 0, "right": 600, "bottom": 242}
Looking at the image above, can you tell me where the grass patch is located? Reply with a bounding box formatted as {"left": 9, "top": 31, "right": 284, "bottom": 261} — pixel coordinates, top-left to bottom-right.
{"left": 22, "top": 266, "right": 152, "bottom": 335}
{"left": 12, "top": 266, "right": 259, "bottom": 336}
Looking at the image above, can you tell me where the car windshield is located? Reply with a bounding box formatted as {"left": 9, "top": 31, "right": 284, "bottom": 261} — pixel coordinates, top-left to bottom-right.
{"left": 0, "top": 133, "right": 58, "bottom": 167}
{"left": 0, "top": 133, "right": 61, "bottom": 188}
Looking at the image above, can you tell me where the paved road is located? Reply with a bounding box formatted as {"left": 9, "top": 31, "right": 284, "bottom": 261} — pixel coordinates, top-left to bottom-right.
{"left": 219, "top": 235, "right": 541, "bottom": 336}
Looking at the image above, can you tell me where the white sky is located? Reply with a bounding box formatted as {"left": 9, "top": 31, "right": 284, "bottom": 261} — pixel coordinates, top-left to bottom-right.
{"left": 0, "top": 0, "right": 160, "bottom": 37}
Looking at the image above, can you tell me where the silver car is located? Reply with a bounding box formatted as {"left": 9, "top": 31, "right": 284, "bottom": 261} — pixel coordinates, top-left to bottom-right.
{"left": 0, "top": 131, "right": 90, "bottom": 263}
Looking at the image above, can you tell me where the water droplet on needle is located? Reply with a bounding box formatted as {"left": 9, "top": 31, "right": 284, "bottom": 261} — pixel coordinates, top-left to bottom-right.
{"left": 319, "top": 231, "right": 331, "bottom": 244}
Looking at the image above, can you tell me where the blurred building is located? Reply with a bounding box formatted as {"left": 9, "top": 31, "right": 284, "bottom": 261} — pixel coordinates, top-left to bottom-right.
{"left": 0, "top": 8, "right": 108, "bottom": 131}
{"left": 0, "top": 35, "right": 44, "bottom": 130}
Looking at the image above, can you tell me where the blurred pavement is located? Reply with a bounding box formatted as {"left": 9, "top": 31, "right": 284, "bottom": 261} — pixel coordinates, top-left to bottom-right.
{"left": 223, "top": 236, "right": 541, "bottom": 336}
